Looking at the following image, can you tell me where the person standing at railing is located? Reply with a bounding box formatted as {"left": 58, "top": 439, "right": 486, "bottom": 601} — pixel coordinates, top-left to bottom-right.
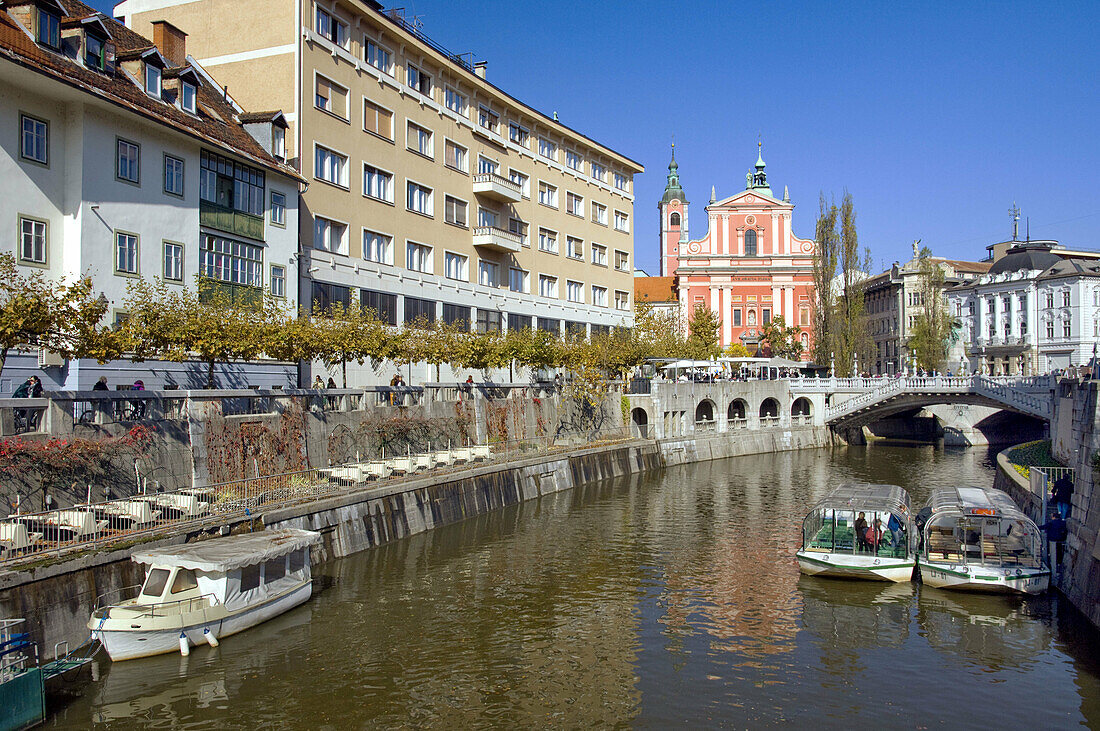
{"left": 93, "top": 377, "right": 109, "bottom": 391}
{"left": 12, "top": 376, "right": 43, "bottom": 430}
{"left": 131, "top": 380, "right": 147, "bottom": 419}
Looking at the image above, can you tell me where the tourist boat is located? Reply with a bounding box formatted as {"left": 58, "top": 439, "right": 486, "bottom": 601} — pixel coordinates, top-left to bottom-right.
{"left": 918, "top": 487, "right": 1049, "bottom": 595}
{"left": 797, "top": 483, "right": 917, "bottom": 582}
{"left": 89, "top": 528, "right": 320, "bottom": 661}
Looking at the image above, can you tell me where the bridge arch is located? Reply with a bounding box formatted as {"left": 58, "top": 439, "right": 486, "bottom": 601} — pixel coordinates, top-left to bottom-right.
{"left": 630, "top": 407, "right": 650, "bottom": 438}
{"left": 759, "top": 397, "right": 781, "bottom": 419}
{"left": 792, "top": 397, "right": 813, "bottom": 418}
{"left": 695, "top": 399, "right": 716, "bottom": 423}
{"left": 728, "top": 398, "right": 748, "bottom": 421}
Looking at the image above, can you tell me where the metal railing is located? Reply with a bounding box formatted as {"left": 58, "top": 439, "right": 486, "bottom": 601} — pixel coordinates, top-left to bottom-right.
{"left": 0, "top": 427, "right": 636, "bottom": 568}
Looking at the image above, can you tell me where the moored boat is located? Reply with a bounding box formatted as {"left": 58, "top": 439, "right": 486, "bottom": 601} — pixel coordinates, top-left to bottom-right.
{"left": 918, "top": 486, "right": 1049, "bottom": 595}
{"left": 797, "top": 483, "right": 916, "bottom": 582}
{"left": 89, "top": 528, "right": 320, "bottom": 661}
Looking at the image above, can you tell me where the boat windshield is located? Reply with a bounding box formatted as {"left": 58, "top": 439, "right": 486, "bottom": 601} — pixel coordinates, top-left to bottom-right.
{"left": 923, "top": 514, "right": 1042, "bottom": 568}
{"left": 803, "top": 507, "right": 909, "bottom": 559}
{"left": 140, "top": 568, "right": 170, "bottom": 598}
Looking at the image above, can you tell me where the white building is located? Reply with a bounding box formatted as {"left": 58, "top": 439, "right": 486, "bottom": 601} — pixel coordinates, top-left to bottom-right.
{"left": 0, "top": 0, "right": 301, "bottom": 391}
{"left": 947, "top": 240, "right": 1100, "bottom": 375}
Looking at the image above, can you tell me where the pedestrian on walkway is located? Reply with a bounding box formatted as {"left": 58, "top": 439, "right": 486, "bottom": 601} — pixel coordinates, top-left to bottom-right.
{"left": 1052, "top": 474, "right": 1074, "bottom": 519}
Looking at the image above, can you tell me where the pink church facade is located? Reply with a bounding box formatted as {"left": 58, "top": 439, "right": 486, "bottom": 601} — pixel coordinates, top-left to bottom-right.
{"left": 658, "top": 147, "right": 816, "bottom": 354}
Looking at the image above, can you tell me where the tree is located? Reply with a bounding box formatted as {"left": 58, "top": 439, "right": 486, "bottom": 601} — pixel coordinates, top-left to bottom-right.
{"left": 908, "top": 248, "right": 957, "bottom": 373}
{"left": 724, "top": 342, "right": 752, "bottom": 357}
{"left": 310, "top": 296, "right": 390, "bottom": 387}
{"left": 122, "top": 277, "right": 274, "bottom": 388}
{"left": 761, "top": 315, "right": 804, "bottom": 360}
{"left": 685, "top": 304, "right": 721, "bottom": 360}
{"left": 0, "top": 252, "right": 120, "bottom": 375}
{"left": 634, "top": 300, "right": 687, "bottom": 358}
{"left": 827, "top": 192, "right": 874, "bottom": 376}
{"left": 811, "top": 195, "right": 840, "bottom": 367}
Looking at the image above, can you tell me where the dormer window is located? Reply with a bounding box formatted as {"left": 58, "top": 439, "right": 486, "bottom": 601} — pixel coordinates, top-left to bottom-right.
{"left": 85, "top": 33, "right": 106, "bottom": 70}
{"left": 37, "top": 6, "right": 61, "bottom": 48}
{"left": 180, "top": 81, "right": 196, "bottom": 113}
{"left": 145, "top": 63, "right": 161, "bottom": 96}
{"left": 272, "top": 125, "right": 285, "bottom": 161}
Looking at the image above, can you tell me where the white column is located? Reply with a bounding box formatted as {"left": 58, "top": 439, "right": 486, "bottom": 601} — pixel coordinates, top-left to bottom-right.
{"left": 711, "top": 286, "right": 720, "bottom": 315}
{"left": 722, "top": 287, "right": 732, "bottom": 346}
{"left": 771, "top": 213, "right": 779, "bottom": 255}
{"left": 736, "top": 229, "right": 744, "bottom": 256}
{"left": 772, "top": 285, "right": 781, "bottom": 321}
{"left": 784, "top": 213, "right": 792, "bottom": 255}
{"left": 785, "top": 287, "right": 794, "bottom": 325}
{"left": 721, "top": 215, "right": 730, "bottom": 255}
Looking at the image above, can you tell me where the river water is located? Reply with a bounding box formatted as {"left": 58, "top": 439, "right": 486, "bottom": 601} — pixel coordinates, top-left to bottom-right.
{"left": 48, "top": 445, "right": 1100, "bottom": 729}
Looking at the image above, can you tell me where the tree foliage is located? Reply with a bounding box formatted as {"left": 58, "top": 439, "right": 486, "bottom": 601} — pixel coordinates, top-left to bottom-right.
{"left": 811, "top": 195, "right": 839, "bottom": 368}
{"left": 761, "top": 315, "right": 804, "bottom": 360}
{"left": 685, "top": 304, "right": 721, "bottom": 360}
{"left": 0, "top": 253, "right": 121, "bottom": 375}
{"left": 908, "top": 248, "right": 957, "bottom": 373}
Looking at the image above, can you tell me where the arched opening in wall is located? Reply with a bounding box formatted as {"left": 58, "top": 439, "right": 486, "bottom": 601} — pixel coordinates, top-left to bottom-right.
{"left": 759, "top": 397, "right": 780, "bottom": 423}
{"left": 670, "top": 212, "right": 680, "bottom": 227}
{"left": 792, "top": 397, "right": 813, "bottom": 423}
{"left": 630, "top": 407, "right": 649, "bottom": 438}
{"left": 695, "top": 399, "right": 715, "bottom": 430}
{"left": 728, "top": 398, "right": 748, "bottom": 427}
{"left": 744, "top": 229, "right": 758, "bottom": 256}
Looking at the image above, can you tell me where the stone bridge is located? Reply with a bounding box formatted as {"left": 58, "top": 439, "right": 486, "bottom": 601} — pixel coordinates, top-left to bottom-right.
{"left": 791, "top": 375, "right": 1056, "bottom": 429}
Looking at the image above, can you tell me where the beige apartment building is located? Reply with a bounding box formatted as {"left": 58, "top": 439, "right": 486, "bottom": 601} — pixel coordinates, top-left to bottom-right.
{"left": 118, "top": 0, "right": 642, "bottom": 381}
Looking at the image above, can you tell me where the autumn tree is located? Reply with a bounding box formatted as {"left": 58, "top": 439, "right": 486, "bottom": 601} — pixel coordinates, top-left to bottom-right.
{"left": 761, "top": 315, "right": 804, "bottom": 360}
{"left": 832, "top": 193, "right": 874, "bottom": 375}
{"left": 685, "top": 304, "right": 721, "bottom": 360}
{"left": 724, "top": 342, "right": 752, "bottom": 357}
{"left": 634, "top": 300, "right": 687, "bottom": 358}
{"left": 122, "top": 277, "right": 275, "bottom": 388}
{"left": 908, "top": 248, "right": 958, "bottom": 373}
{"left": 0, "top": 252, "right": 121, "bottom": 375}
{"left": 811, "top": 195, "right": 840, "bottom": 368}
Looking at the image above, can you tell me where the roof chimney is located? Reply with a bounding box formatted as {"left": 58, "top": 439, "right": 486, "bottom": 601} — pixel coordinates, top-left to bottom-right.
{"left": 473, "top": 61, "right": 487, "bottom": 79}
{"left": 151, "top": 20, "right": 187, "bottom": 67}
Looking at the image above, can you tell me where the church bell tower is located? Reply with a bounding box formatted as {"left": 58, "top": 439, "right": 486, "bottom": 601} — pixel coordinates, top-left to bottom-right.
{"left": 658, "top": 144, "right": 689, "bottom": 277}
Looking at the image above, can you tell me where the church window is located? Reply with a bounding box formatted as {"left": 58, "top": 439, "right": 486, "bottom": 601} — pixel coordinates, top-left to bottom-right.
{"left": 732, "top": 309, "right": 742, "bottom": 327}
{"left": 670, "top": 212, "right": 680, "bottom": 226}
{"left": 744, "top": 229, "right": 757, "bottom": 256}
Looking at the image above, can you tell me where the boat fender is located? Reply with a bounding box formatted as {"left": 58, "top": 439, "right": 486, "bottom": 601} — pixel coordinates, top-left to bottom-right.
{"left": 204, "top": 628, "right": 220, "bottom": 648}
{"left": 179, "top": 632, "right": 190, "bottom": 656}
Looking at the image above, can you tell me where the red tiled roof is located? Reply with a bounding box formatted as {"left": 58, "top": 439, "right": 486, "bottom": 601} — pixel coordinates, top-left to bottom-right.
{"left": 635, "top": 276, "right": 678, "bottom": 303}
{"left": 0, "top": 0, "right": 301, "bottom": 180}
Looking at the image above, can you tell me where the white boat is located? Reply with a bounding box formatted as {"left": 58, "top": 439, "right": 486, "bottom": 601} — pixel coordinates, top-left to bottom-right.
{"left": 918, "top": 486, "right": 1049, "bottom": 595}
{"left": 797, "top": 483, "right": 917, "bottom": 582}
{"left": 89, "top": 528, "right": 320, "bottom": 661}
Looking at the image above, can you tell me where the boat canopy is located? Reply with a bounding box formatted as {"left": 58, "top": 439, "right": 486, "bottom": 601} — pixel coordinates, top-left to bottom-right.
{"left": 809, "top": 483, "right": 912, "bottom": 516}
{"left": 132, "top": 529, "right": 320, "bottom": 573}
{"left": 927, "top": 487, "right": 1028, "bottom": 520}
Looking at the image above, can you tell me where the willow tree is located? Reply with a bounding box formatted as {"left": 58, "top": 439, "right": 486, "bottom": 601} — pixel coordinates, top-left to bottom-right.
{"left": 0, "top": 252, "right": 121, "bottom": 375}
{"left": 908, "top": 248, "right": 957, "bottom": 373}
{"left": 811, "top": 196, "right": 839, "bottom": 367}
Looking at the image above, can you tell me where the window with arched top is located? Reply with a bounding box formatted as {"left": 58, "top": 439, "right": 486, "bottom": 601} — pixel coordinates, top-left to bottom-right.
{"left": 744, "top": 229, "right": 757, "bottom": 256}
{"left": 670, "top": 212, "right": 680, "bottom": 227}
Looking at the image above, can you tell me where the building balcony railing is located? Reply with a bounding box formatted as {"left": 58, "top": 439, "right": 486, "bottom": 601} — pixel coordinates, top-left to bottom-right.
{"left": 472, "top": 225, "right": 522, "bottom": 254}
{"left": 199, "top": 201, "right": 264, "bottom": 241}
{"left": 472, "top": 173, "right": 522, "bottom": 203}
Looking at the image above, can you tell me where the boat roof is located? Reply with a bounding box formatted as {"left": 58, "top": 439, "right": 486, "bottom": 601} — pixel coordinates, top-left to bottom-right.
{"left": 132, "top": 529, "right": 320, "bottom": 572}
{"left": 810, "top": 483, "right": 912, "bottom": 513}
{"left": 926, "top": 487, "right": 1030, "bottom": 520}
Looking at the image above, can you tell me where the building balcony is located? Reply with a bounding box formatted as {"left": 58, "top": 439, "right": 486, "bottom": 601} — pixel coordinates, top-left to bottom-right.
{"left": 472, "top": 226, "right": 522, "bottom": 254}
{"left": 472, "top": 173, "right": 522, "bottom": 203}
{"left": 198, "top": 279, "right": 263, "bottom": 308}
{"left": 200, "top": 201, "right": 264, "bottom": 241}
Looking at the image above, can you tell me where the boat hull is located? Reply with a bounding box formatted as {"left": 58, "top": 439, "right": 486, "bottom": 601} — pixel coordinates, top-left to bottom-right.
{"left": 796, "top": 551, "right": 915, "bottom": 582}
{"left": 92, "top": 581, "right": 312, "bottom": 661}
{"left": 918, "top": 561, "right": 1050, "bottom": 595}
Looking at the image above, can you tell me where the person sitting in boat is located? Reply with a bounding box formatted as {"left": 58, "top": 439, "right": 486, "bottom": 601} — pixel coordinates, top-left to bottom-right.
{"left": 865, "top": 518, "right": 885, "bottom": 553}
{"left": 854, "top": 512, "right": 869, "bottom": 551}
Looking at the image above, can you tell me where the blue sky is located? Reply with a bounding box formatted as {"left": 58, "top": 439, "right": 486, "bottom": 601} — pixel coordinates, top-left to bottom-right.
{"left": 99, "top": 0, "right": 1100, "bottom": 275}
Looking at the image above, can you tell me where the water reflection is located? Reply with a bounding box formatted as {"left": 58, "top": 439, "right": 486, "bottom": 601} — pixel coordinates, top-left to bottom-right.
{"left": 45, "top": 445, "right": 1100, "bottom": 729}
